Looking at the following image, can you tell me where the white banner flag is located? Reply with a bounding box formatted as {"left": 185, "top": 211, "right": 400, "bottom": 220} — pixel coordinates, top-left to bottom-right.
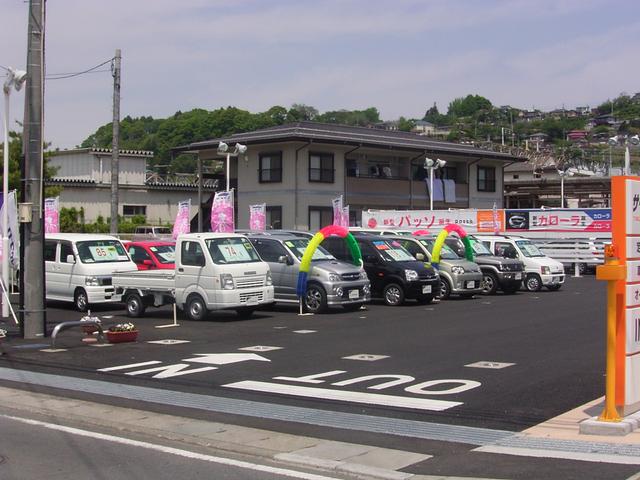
{"left": 0, "top": 191, "right": 20, "bottom": 268}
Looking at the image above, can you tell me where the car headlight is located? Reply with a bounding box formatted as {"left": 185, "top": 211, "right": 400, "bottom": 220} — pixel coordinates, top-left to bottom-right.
{"left": 451, "top": 266, "right": 465, "bottom": 275}
{"left": 220, "top": 273, "right": 235, "bottom": 290}
{"left": 404, "top": 269, "right": 419, "bottom": 281}
{"left": 328, "top": 273, "right": 340, "bottom": 282}
{"left": 359, "top": 270, "right": 368, "bottom": 280}
{"left": 497, "top": 264, "right": 505, "bottom": 271}
{"left": 363, "top": 284, "right": 371, "bottom": 294}
{"left": 85, "top": 276, "right": 99, "bottom": 286}
{"left": 334, "top": 287, "right": 343, "bottom": 297}
{"left": 266, "top": 271, "right": 273, "bottom": 286}
{"left": 541, "top": 266, "right": 550, "bottom": 275}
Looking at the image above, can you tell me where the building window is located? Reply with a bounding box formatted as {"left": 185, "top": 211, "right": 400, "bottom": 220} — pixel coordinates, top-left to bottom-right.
{"left": 309, "top": 152, "right": 334, "bottom": 183}
{"left": 259, "top": 152, "right": 282, "bottom": 183}
{"left": 266, "top": 206, "right": 282, "bottom": 229}
{"left": 308, "top": 206, "right": 333, "bottom": 231}
{"left": 512, "top": 174, "right": 519, "bottom": 179}
{"left": 477, "top": 166, "right": 496, "bottom": 192}
{"left": 123, "top": 205, "right": 147, "bottom": 217}
{"left": 439, "top": 166, "right": 458, "bottom": 181}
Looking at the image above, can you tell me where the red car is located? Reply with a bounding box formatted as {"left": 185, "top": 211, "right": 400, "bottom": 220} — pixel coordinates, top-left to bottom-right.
{"left": 126, "top": 241, "right": 176, "bottom": 270}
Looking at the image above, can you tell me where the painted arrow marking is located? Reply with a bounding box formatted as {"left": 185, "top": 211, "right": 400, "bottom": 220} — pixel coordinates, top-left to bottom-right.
{"left": 181, "top": 353, "right": 271, "bottom": 365}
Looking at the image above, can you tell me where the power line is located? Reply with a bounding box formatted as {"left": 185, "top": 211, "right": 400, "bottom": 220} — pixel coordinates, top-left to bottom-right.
{"left": 45, "top": 57, "right": 114, "bottom": 80}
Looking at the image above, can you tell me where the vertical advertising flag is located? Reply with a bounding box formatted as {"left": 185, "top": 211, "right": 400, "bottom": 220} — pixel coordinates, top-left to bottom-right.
{"left": 172, "top": 199, "right": 191, "bottom": 239}
{"left": 211, "top": 190, "right": 235, "bottom": 233}
{"left": 342, "top": 205, "right": 350, "bottom": 227}
{"left": 249, "top": 203, "right": 266, "bottom": 230}
{"left": 0, "top": 191, "right": 20, "bottom": 268}
{"left": 332, "top": 195, "right": 343, "bottom": 226}
{"left": 44, "top": 197, "right": 60, "bottom": 234}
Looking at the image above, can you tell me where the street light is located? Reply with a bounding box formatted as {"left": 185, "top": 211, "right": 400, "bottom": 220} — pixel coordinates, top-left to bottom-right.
{"left": 2, "top": 67, "right": 26, "bottom": 318}
{"left": 557, "top": 168, "right": 574, "bottom": 208}
{"left": 424, "top": 157, "right": 446, "bottom": 211}
{"left": 217, "top": 142, "right": 248, "bottom": 191}
{"left": 608, "top": 135, "right": 640, "bottom": 175}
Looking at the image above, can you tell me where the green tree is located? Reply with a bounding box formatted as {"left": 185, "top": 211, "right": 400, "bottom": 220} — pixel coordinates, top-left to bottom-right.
{"left": 447, "top": 94, "right": 493, "bottom": 118}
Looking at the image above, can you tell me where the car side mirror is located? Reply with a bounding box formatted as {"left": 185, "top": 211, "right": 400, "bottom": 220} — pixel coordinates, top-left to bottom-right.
{"left": 278, "top": 255, "right": 292, "bottom": 265}
{"left": 66, "top": 254, "right": 76, "bottom": 264}
{"left": 363, "top": 254, "right": 378, "bottom": 263}
{"left": 143, "top": 259, "right": 154, "bottom": 267}
{"left": 415, "top": 252, "right": 425, "bottom": 261}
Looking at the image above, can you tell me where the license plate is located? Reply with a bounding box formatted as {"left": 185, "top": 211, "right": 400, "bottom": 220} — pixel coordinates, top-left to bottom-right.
{"left": 422, "top": 285, "right": 432, "bottom": 294}
{"left": 348, "top": 289, "right": 360, "bottom": 299}
{"left": 246, "top": 296, "right": 259, "bottom": 305}
{"left": 466, "top": 281, "right": 475, "bottom": 289}
{"left": 515, "top": 273, "right": 522, "bottom": 280}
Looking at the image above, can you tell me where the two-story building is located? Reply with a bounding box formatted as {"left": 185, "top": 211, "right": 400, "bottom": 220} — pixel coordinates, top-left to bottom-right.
{"left": 46, "top": 148, "right": 217, "bottom": 224}
{"left": 175, "top": 122, "right": 521, "bottom": 230}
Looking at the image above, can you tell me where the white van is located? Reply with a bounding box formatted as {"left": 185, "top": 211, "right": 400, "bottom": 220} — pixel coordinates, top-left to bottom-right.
{"left": 45, "top": 233, "right": 137, "bottom": 311}
{"left": 474, "top": 235, "right": 565, "bottom": 292}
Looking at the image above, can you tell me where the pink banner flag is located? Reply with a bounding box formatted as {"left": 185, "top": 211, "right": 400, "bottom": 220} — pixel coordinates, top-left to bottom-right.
{"left": 341, "top": 205, "right": 350, "bottom": 227}
{"left": 172, "top": 199, "right": 191, "bottom": 239}
{"left": 249, "top": 203, "right": 266, "bottom": 230}
{"left": 211, "top": 190, "right": 235, "bottom": 233}
{"left": 44, "top": 197, "right": 60, "bottom": 234}
{"left": 332, "top": 195, "right": 343, "bottom": 226}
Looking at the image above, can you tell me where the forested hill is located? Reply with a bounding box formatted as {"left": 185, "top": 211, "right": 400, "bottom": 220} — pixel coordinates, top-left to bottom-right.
{"left": 80, "top": 105, "right": 381, "bottom": 173}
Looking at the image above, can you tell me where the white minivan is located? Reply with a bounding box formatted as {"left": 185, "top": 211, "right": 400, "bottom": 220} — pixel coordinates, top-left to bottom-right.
{"left": 45, "top": 233, "right": 137, "bottom": 311}
{"left": 474, "top": 235, "right": 565, "bottom": 292}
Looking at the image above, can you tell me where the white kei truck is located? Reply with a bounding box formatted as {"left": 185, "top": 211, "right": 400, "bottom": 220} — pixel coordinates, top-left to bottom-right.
{"left": 112, "top": 233, "right": 274, "bottom": 320}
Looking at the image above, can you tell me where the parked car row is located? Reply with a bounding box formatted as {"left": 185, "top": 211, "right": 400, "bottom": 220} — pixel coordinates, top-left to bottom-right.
{"left": 43, "top": 230, "right": 565, "bottom": 319}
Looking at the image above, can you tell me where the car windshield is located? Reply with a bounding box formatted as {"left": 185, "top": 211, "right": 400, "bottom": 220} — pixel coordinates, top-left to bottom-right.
{"left": 418, "top": 239, "right": 460, "bottom": 260}
{"left": 371, "top": 240, "right": 415, "bottom": 262}
{"left": 515, "top": 240, "right": 546, "bottom": 257}
{"left": 148, "top": 244, "right": 176, "bottom": 264}
{"left": 77, "top": 240, "right": 130, "bottom": 263}
{"left": 206, "top": 237, "right": 261, "bottom": 264}
{"left": 470, "top": 239, "right": 493, "bottom": 256}
{"left": 284, "top": 239, "right": 336, "bottom": 261}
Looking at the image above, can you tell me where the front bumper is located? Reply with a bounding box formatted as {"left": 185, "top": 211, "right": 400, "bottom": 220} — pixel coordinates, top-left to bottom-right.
{"left": 541, "top": 273, "right": 565, "bottom": 285}
{"left": 449, "top": 272, "right": 483, "bottom": 294}
{"left": 86, "top": 286, "right": 119, "bottom": 303}
{"left": 496, "top": 271, "right": 524, "bottom": 286}
{"left": 326, "top": 280, "right": 371, "bottom": 305}
{"left": 213, "top": 287, "right": 275, "bottom": 309}
{"left": 406, "top": 278, "right": 440, "bottom": 299}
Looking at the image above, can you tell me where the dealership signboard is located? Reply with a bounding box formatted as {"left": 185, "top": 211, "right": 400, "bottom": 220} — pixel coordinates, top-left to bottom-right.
{"left": 362, "top": 208, "right": 611, "bottom": 236}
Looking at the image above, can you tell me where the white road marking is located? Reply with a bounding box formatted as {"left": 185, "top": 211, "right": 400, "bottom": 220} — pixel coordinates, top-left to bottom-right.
{"left": 181, "top": 353, "right": 270, "bottom": 365}
{"left": 275, "top": 371, "right": 347, "bottom": 384}
{"left": 99, "top": 361, "right": 161, "bottom": 372}
{"left": 465, "top": 361, "right": 515, "bottom": 369}
{"left": 40, "top": 348, "right": 67, "bottom": 353}
{"left": 475, "top": 445, "right": 640, "bottom": 465}
{"left": 238, "top": 346, "right": 283, "bottom": 352}
{"left": 125, "top": 364, "right": 217, "bottom": 379}
{"left": 342, "top": 354, "right": 389, "bottom": 362}
{"left": 224, "top": 380, "right": 462, "bottom": 411}
{"left": 147, "top": 340, "right": 191, "bottom": 345}
{"left": 293, "top": 330, "right": 317, "bottom": 334}
{"left": 0, "top": 414, "right": 342, "bottom": 480}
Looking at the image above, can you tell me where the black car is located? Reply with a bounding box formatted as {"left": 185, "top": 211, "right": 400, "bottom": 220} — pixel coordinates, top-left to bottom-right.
{"left": 323, "top": 235, "right": 440, "bottom": 306}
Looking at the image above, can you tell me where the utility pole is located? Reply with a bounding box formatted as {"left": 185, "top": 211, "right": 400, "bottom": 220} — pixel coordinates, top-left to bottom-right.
{"left": 21, "top": 0, "right": 46, "bottom": 338}
{"left": 110, "top": 49, "right": 121, "bottom": 234}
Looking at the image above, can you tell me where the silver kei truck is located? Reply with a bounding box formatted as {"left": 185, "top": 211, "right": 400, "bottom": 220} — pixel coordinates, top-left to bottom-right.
{"left": 247, "top": 233, "right": 371, "bottom": 313}
{"left": 445, "top": 236, "right": 524, "bottom": 295}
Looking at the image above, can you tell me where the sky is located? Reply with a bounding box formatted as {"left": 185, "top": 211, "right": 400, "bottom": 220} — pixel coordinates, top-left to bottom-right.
{"left": 1, "top": 0, "right": 639, "bottom": 149}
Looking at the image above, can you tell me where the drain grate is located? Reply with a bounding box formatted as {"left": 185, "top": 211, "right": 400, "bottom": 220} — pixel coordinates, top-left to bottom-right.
{"left": 342, "top": 354, "right": 389, "bottom": 362}
{"left": 238, "top": 346, "right": 283, "bottom": 352}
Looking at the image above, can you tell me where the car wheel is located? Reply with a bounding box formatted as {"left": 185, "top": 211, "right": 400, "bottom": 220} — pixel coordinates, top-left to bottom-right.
{"left": 546, "top": 284, "right": 562, "bottom": 291}
{"left": 304, "top": 284, "right": 327, "bottom": 313}
{"left": 439, "top": 278, "right": 451, "bottom": 300}
{"left": 125, "top": 292, "right": 146, "bottom": 318}
{"left": 383, "top": 283, "right": 404, "bottom": 306}
{"left": 235, "top": 307, "right": 256, "bottom": 318}
{"left": 416, "top": 294, "right": 434, "bottom": 305}
{"left": 186, "top": 294, "right": 207, "bottom": 321}
{"left": 343, "top": 302, "right": 364, "bottom": 312}
{"left": 74, "top": 288, "right": 89, "bottom": 312}
{"left": 481, "top": 272, "right": 499, "bottom": 295}
{"left": 525, "top": 274, "right": 542, "bottom": 292}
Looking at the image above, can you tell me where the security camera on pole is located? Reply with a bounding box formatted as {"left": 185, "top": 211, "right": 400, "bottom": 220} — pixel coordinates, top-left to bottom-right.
{"left": 557, "top": 168, "right": 574, "bottom": 208}
{"left": 3, "top": 67, "right": 27, "bottom": 317}
{"left": 424, "top": 157, "right": 446, "bottom": 211}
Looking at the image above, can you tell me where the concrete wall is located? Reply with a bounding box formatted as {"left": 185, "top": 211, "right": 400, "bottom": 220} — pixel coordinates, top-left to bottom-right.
{"left": 50, "top": 151, "right": 148, "bottom": 186}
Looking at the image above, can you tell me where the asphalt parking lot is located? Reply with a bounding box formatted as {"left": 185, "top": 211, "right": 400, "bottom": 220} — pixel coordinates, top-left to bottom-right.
{"left": 1, "top": 275, "right": 605, "bottom": 434}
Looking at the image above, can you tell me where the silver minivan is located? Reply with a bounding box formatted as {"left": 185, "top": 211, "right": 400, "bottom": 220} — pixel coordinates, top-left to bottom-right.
{"left": 396, "top": 236, "right": 483, "bottom": 299}
{"left": 248, "top": 233, "right": 370, "bottom": 313}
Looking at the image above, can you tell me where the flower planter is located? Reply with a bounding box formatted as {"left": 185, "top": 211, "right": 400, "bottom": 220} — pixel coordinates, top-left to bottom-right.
{"left": 82, "top": 325, "right": 99, "bottom": 335}
{"left": 106, "top": 330, "right": 139, "bottom": 343}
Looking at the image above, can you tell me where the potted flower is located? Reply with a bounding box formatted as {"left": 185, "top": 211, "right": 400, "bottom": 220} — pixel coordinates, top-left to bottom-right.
{"left": 106, "top": 322, "right": 138, "bottom": 343}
